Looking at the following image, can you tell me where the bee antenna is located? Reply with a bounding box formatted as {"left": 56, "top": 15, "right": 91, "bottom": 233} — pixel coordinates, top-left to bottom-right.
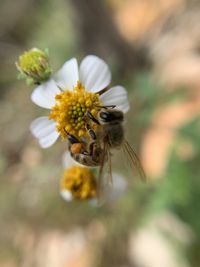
{"left": 56, "top": 84, "right": 64, "bottom": 91}
{"left": 63, "top": 128, "right": 70, "bottom": 136}
{"left": 63, "top": 128, "right": 80, "bottom": 144}
{"left": 94, "top": 105, "right": 116, "bottom": 109}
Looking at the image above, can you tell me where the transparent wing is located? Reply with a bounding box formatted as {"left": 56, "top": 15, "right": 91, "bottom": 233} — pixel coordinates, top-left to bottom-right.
{"left": 96, "top": 140, "right": 113, "bottom": 204}
{"left": 122, "top": 139, "right": 146, "bottom": 181}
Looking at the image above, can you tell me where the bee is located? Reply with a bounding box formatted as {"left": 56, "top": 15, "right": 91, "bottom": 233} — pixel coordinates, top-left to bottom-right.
{"left": 66, "top": 106, "right": 146, "bottom": 184}
{"left": 87, "top": 107, "right": 146, "bottom": 182}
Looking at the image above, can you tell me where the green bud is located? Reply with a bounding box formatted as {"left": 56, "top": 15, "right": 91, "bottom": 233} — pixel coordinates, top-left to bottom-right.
{"left": 16, "top": 48, "right": 52, "bottom": 85}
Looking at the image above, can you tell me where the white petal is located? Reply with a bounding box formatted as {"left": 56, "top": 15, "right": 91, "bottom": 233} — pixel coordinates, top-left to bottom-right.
{"left": 30, "top": 116, "right": 59, "bottom": 148}
{"left": 30, "top": 116, "right": 56, "bottom": 138}
{"left": 111, "top": 173, "right": 127, "bottom": 198}
{"left": 53, "top": 58, "right": 79, "bottom": 90}
{"left": 62, "top": 151, "right": 76, "bottom": 168}
{"left": 106, "top": 173, "right": 127, "bottom": 201}
{"left": 100, "top": 86, "right": 130, "bottom": 113}
{"left": 79, "top": 55, "right": 111, "bottom": 93}
{"left": 38, "top": 131, "right": 60, "bottom": 148}
{"left": 60, "top": 190, "right": 73, "bottom": 202}
{"left": 31, "top": 79, "right": 60, "bottom": 109}
{"left": 88, "top": 173, "right": 127, "bottom": 207}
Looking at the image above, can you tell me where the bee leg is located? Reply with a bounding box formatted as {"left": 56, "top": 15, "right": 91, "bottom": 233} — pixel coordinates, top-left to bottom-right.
{"left": 89, "top": 141, "right": 102, "bottom": 163}
{"left": 63, "top": 128, "right": 80, "bottom": 144}
{"left": 85, "top": 121, "right": 102, "bottom": 162}
{"left": 67, "top": 134, "right": 80, "bottom": 144}
{"left": 86, "top": 111, "right": 100, "bottom": 125}
{"left": 88, "top": 141, "right": 99, "bottom": 156}
{"left": 85, "top": 123, "right": 97, "bottom": 140}
{"left": 88, "top": 141, "right": 95, "bottom": 155}
{"left": 95, "top": 105, "right": 116, "bottom": 109}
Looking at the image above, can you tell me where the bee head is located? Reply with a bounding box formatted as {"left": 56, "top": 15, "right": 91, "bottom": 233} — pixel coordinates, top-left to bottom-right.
{"left": 98, "top": 109, "right": 124, "bottom": 124}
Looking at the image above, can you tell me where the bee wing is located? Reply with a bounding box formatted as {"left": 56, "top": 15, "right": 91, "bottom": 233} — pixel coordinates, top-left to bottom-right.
{"left": 122, "top": 139, "right": 146, "bottom": 182}
{"left": 96, "top": 140, "right": 113, "bottom": 204}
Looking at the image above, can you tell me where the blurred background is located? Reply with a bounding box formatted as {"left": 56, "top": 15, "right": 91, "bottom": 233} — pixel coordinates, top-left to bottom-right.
{"left": 0, "top": 0, "right": 200, "bottom": 266}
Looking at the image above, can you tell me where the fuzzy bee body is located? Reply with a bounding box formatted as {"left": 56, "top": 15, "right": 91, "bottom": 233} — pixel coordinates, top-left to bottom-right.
{"left": 97, "top": 123, "right": 124, "bottom": 148}
{"left": 67, "top": 107, "right": 146, "bottom": 182}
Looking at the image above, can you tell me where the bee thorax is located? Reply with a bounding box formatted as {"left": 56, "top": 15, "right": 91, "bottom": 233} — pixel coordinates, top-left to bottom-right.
{"left": 107, "top": 124, "right": 124, "bottom": 147}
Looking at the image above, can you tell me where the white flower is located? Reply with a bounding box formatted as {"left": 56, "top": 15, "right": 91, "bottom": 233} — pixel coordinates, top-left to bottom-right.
{"left": 30, "top": 55, "right": 129, "bottom": 148}
{"left": 60, "top": 152, "right": 127, "bottom": 205}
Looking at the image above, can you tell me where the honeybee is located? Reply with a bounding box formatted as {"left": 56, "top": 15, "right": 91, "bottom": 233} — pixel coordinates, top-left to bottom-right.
{"left": 66, "top": 106, "right": 146, "bottom": 184}
{"left": 89, "top": 107, "right": 146, "bottom": 182}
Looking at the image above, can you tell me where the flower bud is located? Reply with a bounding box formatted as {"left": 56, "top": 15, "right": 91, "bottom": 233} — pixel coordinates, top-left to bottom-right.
{"left": 16, "top": 48, "right": 52, "bottom": 84}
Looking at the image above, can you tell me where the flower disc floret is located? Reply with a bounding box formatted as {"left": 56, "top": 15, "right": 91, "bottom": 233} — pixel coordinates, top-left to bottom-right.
{"left": 49, "top": 81, "right": 101, "bottom": 139}
{"left": 60, "top": 166, "right": 97, "bottom": 200}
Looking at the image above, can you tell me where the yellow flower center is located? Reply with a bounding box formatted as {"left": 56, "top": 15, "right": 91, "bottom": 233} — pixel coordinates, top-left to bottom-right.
{"left": 60, "top": 166, "right": 97, "bottom": 200}
{"left": 49, "top": 81, "right": 101, "bottom": 139}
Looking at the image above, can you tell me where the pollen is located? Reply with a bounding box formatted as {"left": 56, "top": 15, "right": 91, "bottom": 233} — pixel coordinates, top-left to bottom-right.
{"left": 49, "top": 81, "right": 101, "bottom": 139}
{"left": 60, "top": 166, "right": 97, "bottom": 200}
{"left": 70, "top": 143, "right": 83, "bottom": 154}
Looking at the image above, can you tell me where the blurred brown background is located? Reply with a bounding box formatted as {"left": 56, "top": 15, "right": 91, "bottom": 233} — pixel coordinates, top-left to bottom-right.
{"left": 0, "top": 0, "right": 200, "bottom": 267}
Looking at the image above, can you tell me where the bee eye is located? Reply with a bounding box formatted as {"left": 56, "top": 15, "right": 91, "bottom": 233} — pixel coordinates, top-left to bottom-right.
{"left": 100, "top": 112, "right": 109, "bottom": 121}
